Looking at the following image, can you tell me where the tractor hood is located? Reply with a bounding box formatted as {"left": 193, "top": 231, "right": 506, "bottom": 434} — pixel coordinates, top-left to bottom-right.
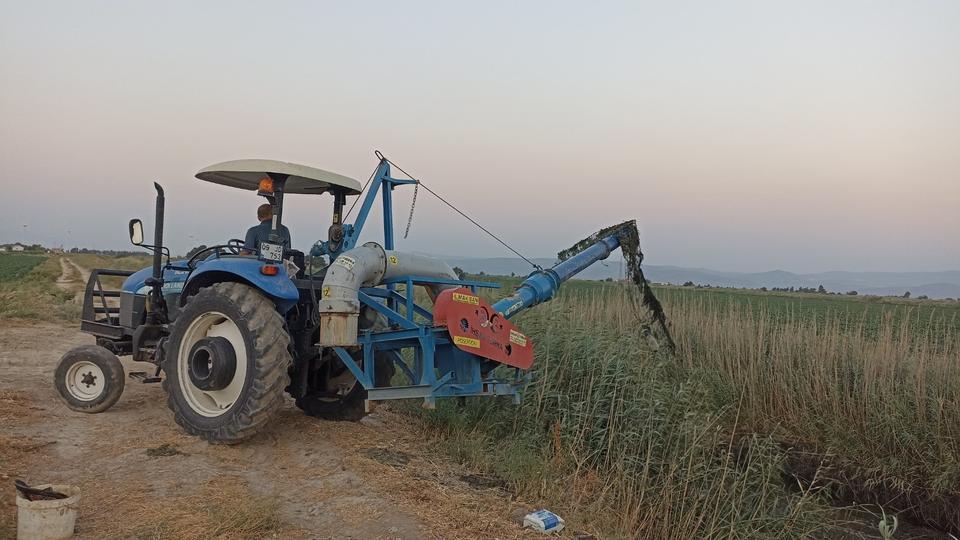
{"left": 122, "top": 264, "right": 190, "bottom": 296}
{"left": 122, "top": 258, "right": 299, "bottom": 313}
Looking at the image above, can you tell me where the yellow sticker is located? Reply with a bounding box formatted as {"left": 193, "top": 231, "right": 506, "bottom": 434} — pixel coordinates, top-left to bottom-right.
{"left": 509, "top": 330, "right": 527, "bottom": 347}
{"left": 388, "top": 255, "right": 399, "bottom": 265}
{"left": 322, "top": 286, "right": 331, "bottom": 298}
{"left": 452, "top": 292, "right": 479, "bottom": 305}
{"left": 454, "top": 336, "right": 481, "bottom": 348}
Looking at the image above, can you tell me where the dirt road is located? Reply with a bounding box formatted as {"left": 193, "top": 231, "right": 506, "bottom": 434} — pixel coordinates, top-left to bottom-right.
{"left": 0, "top": 320, "right": 537, "bottom": 539}
{"left": 54, "top": 257, "right": 89, "bottom": 302}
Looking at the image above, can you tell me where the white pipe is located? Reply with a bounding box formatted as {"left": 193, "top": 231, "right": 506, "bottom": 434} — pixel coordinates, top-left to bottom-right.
{"left": 317, "top": 242, "right": 457, "bottom": 346}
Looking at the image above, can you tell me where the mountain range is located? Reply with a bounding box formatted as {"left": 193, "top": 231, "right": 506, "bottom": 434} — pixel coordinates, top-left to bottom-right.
{"left": 438, "top": 256, "right": 960, "bottom": 300}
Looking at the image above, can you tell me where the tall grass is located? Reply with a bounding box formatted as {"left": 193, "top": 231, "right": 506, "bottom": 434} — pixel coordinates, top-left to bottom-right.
{"left": 414, "top": 282, "right": 959, "bottom": 536}
{"left": 418, "top": 293, "right": 840, "bottom": 538}
{"left": 664, "top": 290, "right": 960, "bottom": 527}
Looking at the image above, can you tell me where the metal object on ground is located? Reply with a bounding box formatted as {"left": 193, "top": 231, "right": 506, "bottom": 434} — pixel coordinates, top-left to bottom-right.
{"left": 14, "top": 481, "right": 67, "bottom": 501}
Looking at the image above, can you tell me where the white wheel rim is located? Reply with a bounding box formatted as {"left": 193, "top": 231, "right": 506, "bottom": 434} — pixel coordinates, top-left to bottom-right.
{"left": 65, "top": 361, "right": 106, "bottom": 401}
{"left": 177, "top": 311, "right": 248, "bottom": 417}
{"left": 322, "top": 363, "right": 359, "bottom": 402}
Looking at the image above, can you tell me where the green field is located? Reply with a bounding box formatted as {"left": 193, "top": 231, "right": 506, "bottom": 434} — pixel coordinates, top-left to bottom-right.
{"left": 656, "top": 284, "right": 960, "bottom": 341}
{"left": 0, "top": 253, "right": 45, "bottom": 282}
{"left": 478, "top": 274, "right": 960, "bottom": 338}
{"left": 0, "top": 253, "right": 150, "bottom": 321}
{"left": 0, "top": 254, "right": 78, "bottom": 320}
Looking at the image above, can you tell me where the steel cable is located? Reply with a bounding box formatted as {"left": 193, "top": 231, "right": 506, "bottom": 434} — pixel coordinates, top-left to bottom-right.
{"left": 377, "top": 152, "right": 543, "bottom": 271}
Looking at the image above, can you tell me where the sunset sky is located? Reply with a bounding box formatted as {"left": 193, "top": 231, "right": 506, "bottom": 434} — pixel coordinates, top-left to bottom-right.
{"left": 1, "top": 1, "right": 957, "bottom": 272}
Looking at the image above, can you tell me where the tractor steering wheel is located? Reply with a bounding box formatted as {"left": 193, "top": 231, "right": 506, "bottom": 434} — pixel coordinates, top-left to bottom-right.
{"left": 186, "top": 239, "right": 247, "bottom": 268}
{"left": 226, "top": 238, "right": 245, "bottom": 254}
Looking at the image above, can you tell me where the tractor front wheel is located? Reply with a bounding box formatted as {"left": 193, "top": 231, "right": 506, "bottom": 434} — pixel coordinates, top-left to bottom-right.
{"left": 54, "top": 345, "right": 125, "bottom": 413}
{"left": 163, "top": 282, "right": 291, "bottom": 444}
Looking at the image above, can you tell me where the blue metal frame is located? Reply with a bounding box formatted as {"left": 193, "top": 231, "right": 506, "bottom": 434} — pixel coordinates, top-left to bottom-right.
{"left": 328, "top": 158, "right": 418, "bottom": 258}
{"left": 273, "top": 156, "right": 621, "bottom": 408}
{"left": 331, "top": 274, "right": 526, "bottom": 408}
{"left": 311, "top": 158, "right": 622, "bottom": 408}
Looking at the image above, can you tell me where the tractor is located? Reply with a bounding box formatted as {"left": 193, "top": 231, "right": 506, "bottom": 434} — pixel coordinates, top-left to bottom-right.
{"left": 54, "top": 154, "right": 643, "bottom": 443}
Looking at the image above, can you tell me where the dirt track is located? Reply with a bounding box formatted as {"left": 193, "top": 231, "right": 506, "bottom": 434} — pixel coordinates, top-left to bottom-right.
{"left": 54, "top": 257, "right": 89, "bottom": 302}
{"left": 0, "top": 320, "right": 536, "bottom": 539}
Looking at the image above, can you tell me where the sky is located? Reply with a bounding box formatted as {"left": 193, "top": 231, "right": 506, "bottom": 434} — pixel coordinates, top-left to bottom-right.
{"left": 1, "top": 0, "right": 957, "bottom": 273}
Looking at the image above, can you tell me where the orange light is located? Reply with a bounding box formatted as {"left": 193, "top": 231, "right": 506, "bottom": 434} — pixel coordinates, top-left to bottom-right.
{"left": 260, "top": 265, "right": 279, "bottom": 276}
{"left": 258, "top": 177, "right": 274, "bottom": 193}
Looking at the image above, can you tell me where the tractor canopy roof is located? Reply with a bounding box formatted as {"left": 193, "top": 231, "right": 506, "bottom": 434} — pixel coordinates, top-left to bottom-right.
{"left": 196, "top": 159, "right": 362, "bottom": 195}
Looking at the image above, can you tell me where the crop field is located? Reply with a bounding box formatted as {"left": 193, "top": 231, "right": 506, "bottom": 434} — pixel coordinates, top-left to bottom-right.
{"left": 0, "top": 254, "right": 77, "bottom": 320}
{"left": 0, "top": 253, "right": 45, "bottom": 282}
{"left": 0, "top": 253, "right": 151, "bottom": 321}
{"left": 416, "top": 277, "right": 960, "bottom": 537}
{"left": 658, "top": 285, "right": 960, "bottom": 345}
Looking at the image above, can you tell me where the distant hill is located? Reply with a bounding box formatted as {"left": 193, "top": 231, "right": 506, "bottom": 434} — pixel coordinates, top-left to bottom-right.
{"left": 439, "top": 255, "right": 960, "bottom": 299}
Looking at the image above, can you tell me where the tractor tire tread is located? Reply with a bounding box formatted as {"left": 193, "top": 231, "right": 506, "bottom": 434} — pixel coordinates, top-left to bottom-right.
{"left": 163, "top": 282, "right": 291, "bottom": 444}
{"left": 54, "top": 344, "right": 126, "bottom": 414}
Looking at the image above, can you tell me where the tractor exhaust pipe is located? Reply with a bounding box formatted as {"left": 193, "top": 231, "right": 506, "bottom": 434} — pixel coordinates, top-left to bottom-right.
{"left": 318, "top": 243, "right": 457, "bottom": 346}
{"left": 151, "top": 182, "right": 165, "bottom": 281}
{"left": 145, "top": 182, "right": 166, "bottom": 325}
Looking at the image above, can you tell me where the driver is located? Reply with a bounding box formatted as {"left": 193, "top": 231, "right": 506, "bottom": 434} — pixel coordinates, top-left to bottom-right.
{"left": 244, "top": 203, "right": 291, "bottom": 254}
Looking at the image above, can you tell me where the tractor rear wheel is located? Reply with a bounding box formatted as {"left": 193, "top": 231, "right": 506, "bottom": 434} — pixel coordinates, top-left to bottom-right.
{"left": 294, "top": 350, "right": 395, "bottom": 421}
{"left": 163, "top": 282, "right": 291, "bottom": 444}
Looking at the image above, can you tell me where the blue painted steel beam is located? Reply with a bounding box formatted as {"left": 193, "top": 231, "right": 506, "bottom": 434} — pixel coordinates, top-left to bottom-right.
{"left": 341, "top": 159, "right": 391, "bottom": 253}
{"left": 380, "top": 275, "right": 501, "bottom": 289}
{"left": 384, "top": 176, "right": 418, "bottom": 185}
{"left": 358, "top": 291, "right": 418, "bottom": 330}
{"left": 332, "top": 347, "right": 373, "bottom": 388}
{"left": 491, "top": 233, "right": 621, "bottom": 319}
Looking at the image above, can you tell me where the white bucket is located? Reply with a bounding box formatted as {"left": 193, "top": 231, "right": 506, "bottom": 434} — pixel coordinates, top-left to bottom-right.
{"left": 15, "top": 484, "right": 81, "bottom": 540}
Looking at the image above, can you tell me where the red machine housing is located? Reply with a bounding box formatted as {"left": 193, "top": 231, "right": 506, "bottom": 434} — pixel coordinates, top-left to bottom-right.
{"left": 433, "top": 287, "right": 534, "bottom": 369}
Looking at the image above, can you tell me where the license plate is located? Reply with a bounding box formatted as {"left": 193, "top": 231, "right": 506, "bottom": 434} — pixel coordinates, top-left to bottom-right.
{"left": 260, "top": 242, "right": 284, "bottom": 262}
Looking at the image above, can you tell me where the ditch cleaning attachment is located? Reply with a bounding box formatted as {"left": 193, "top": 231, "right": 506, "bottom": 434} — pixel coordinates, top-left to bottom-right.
{"left": 56, "top": 152, "right": 670, "bottom": 444}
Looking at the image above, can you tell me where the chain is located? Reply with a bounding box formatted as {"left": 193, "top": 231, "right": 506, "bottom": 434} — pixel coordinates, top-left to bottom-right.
{"left": 403, "top": 181, "right": 419, "bottom": 239}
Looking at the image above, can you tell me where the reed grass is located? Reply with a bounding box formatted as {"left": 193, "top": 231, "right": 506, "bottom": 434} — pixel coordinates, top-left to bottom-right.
{"left": 414, "top": 282, "right": 959, "bottom": 537}
{"left": 419, "top": 292, "right": 838, "bottom": 538}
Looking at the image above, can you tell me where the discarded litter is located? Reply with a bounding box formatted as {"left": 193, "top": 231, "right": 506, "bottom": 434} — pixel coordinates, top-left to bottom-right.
{"left": 523, "top": 509, "right": 565, "bottom": 534}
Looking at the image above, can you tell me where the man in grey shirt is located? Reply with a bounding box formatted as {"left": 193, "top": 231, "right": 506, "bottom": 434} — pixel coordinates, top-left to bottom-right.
{"left": 244, "top": 203, "right": 292, "bottom": 254}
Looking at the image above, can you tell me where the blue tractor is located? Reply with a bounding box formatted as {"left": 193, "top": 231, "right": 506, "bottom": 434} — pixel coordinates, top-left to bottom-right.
{"left": 54, "top": 155, "right": 643, "bottom": 443}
